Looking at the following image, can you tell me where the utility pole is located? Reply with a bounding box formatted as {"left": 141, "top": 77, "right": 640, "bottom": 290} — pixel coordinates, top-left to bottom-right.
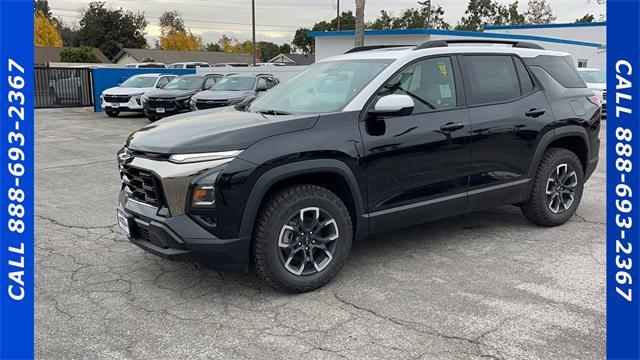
{"left": 354, "top": 0, "right": 365, "bottom": 47}
{"left": 337, "top": 0, "right": 341, "bottom": 31}
{"left": 252, "top": 0, "right": 257, "bottom": 66}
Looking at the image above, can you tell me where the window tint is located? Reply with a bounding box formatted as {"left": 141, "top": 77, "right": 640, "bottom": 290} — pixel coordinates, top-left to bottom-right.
{"left": 524, "top": 55, "right": 586, "bottom": 88}
{"left": 378, "top": 57, "right": 457, "bottom": 113}
{"left": 203, "top": 77, "right": 216, "bottom": 89}
{"left": 514, "top": 57, "right": 535, "bottom": 95}
{"left": 267, "top": 78, "right": 278, "bottom": 89}
{"left": 156, "top": 77, "right": 169, "bottom": 88}
{"left": 257, "top": 77, "right": 268, "bottom": 90}
{"left": 465, "top": 55, "right": 520, "bottom": 105}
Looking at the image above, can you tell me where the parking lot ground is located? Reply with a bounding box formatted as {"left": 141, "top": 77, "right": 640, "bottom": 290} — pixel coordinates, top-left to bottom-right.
{"left": 36, "top": 108, "right": 606, "bottom": 360}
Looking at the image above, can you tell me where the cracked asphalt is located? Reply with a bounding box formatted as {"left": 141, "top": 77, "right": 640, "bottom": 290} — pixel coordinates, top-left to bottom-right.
{"left": 36, "top": 108, "right": 606, "bottom": 359}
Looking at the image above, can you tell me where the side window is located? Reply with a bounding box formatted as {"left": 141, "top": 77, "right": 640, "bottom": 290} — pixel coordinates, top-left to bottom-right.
{"left": 377, "top": 57, "right": 457, "bottom": 113}
{"left": 257, "top": 77, "right": 268, "bottom": 90}
{"left": 513, "top": 57, "right": 535, "bottom": 95}
{"left": 464, "top": 55, "right": 520, "bottom": 105}
{"left": 524, "top": 55, "right": 586, "bottom": 88}
{"left": 267, "top": 78, "right": 278, "bottom": 89}
{"left": 203, "top": 77, "right": 215, "bottom": 89}
{"left": 156, "top": 77, "right": 169, "bottom": 88}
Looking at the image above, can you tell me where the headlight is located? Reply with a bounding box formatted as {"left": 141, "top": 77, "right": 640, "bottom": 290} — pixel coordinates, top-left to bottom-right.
{"left": 141, "top": 95, "right": 148, "bottom": 104}
{"left": 189, "top": 171, "right": 222, "bottom": 228}
{"left": 169, "top": 150, "right": 243, "bottom": 164}
{"left": 227, "top": 97, "right": 245, "bottom": 105}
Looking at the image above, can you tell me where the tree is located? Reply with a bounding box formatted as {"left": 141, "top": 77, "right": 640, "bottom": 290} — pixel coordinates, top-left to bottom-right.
{"left": 160, "top": 31, "right": 203, "bottom": 51}
{"left": 496, "top": 2, "right": 526, "bottom": 25}
{"left": 292, "top": 28, "right": 313, "bottom": 54}
{"left": 525, "top": 0, "right": 556, "bottom": 24}
{"left": 257, "top": 42, "right": 280, "bottom": 62}
{"left": 205, "top": 42, "right": 222, "bottom": 52}
{"left": 370, "top": 10, "right": 394, "bottom": 30}
{"left": 218, "top": 35, "right": 235, "bottom": 52}
{"left": 576, "top": 13, "right": 595, "bottom": 23}
{"left": 59, "top": 46, "right": 100, "bottom": 63}
{"left": 456, "top": 0, "right": 499, "bottom": 31}
{"left": 141, "top": 56, "right": 155, "bottom": 62}
{"left": 159, "top": 10, "right": 186, "bottom": 34}
{"left": 77, "top": 2, "right": 147, "bottom": 59}
{"left": 279, "top": 43, "right": 292, "bottom": 54}
{"left": 35, "top": 11, "right": 63, "bottom": 47}
{"left": 312, "top": 11, "right": 356, "bottom": 31}
{"left": 34, "top": 0, "right": 52, "bottom": 18}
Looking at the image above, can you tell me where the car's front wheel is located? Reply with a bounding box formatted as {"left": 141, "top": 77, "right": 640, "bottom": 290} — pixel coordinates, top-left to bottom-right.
{"left": 521, "top": 148, "right": 584, "bottom": 226}
{"left": 253, "top": 184, "right": 353, "bottom": 292}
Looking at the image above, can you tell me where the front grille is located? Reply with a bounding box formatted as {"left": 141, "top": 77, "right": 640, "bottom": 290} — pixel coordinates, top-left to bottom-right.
{"left": 602, "top": 91, "right": 607, "bottom": 101}
{"left": 121, "top": 165, "right": 163, "bottom": 207}
{"left": 136, "top": 226, "right": 152, "bottom": 242}
{"left": 147, "top": 99, "right": 177, "bottom": 109}
{"left": 196, "top": 100, "right": 229, "bottom": 110}
{"left": 104, "top": 95, "right": 131, "bottom": 103}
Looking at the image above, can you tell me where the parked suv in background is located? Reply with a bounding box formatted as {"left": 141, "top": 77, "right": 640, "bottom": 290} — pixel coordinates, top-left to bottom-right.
{"left": 101, "top": 74, "right": 176, "bottom": 117}
{"left": 124, "top": 62, "right": 166, "bottom": 68}
{"left": 118, "top": 40, "right": 600, "bottom": 292}
{"left": 168, "top": 62, "right": 211, "bottom": 69}
{"left": 577, "top": 68, "right": 606, "bottom": 117}
{"left": 142, "top": 73, "right": 223, "bottom": 121}
{"left": 191, "top": 74, "right": 279, "bottom": 110}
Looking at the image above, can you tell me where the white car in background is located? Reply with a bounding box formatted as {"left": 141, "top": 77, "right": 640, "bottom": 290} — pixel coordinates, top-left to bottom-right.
{"left": 101, "top": 74, "right": 177, "bottom": 117}
{"left": 168, "top": 62, "right": 211, "bottom": 69}
{"left": 577, "top": 68, "right": 607, "bottom": 117}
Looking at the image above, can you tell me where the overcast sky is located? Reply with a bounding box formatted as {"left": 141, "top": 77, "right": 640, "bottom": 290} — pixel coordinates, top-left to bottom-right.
{"left": 49, "top": 0, "right": 605, "bottom": 46}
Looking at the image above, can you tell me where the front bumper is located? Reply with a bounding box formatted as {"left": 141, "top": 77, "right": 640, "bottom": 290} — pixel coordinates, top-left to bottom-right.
{"left": 101, "top": 97, "right": 143, "bottom": 112}
{"left": 119, "top": 190, "right": 250, "bottom": 272}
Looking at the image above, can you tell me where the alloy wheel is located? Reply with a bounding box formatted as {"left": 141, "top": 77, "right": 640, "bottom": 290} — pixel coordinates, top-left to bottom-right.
{"left": 277, "top": 207, "right": 339, "bottom": 276}
{"left": 545, "top": 163, "right": 578, "bottom": 214}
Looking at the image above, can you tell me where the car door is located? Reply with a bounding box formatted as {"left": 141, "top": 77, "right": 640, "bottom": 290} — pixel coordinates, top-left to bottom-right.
{"left": 359, "top": 56, "right": 473, "bottom": 233}
{"left": 460, "top": 54, "right": 554, "bottom": 212}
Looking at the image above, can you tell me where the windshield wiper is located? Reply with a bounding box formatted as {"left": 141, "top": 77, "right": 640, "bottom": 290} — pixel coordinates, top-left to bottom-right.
{"left": 256, "top": 109, "right": 293, "bottom": 115}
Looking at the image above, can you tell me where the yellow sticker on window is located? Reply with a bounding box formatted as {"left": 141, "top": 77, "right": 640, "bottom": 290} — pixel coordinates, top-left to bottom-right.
{"left": 438, "top": 62, "right": 448, "bottom": 76}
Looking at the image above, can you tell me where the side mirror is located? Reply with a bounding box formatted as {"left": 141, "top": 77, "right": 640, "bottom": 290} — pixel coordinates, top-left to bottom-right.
{"left": 256, "top": 85, "right": 268, "bottom": 92}
{"left": 369, "top": 94, "right": 414, "bottom": 117}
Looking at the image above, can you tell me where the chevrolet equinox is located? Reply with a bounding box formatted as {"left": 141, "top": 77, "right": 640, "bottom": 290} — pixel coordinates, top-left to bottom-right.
{"left": 117, "top": 40, "right": 601, "bottom": 292}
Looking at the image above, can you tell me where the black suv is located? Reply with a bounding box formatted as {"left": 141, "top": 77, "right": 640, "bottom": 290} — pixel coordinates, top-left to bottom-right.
{"left": 190, "top": 74, "right": 279, "bottom": 110}
{"left": 142, "top": 73, "right": 223, "bottom": 121}
{"left": 118, "top": 40, "right": 600, "bottom": 292}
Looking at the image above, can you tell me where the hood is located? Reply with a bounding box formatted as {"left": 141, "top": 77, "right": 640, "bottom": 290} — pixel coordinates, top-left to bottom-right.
{"left": 193, "top": 90, "right": 254, "bottom": 101}
{"left": 145, "top": 88, "right": 200, "bottom": 99}
{"left": 103, "top": 86, "right": 153, "bottom": 96}
{"left": 126, "top": 108, "right": 319, "bottom": 154}
{"left": 585, "top": 83, "right": 606, "bottom": 91}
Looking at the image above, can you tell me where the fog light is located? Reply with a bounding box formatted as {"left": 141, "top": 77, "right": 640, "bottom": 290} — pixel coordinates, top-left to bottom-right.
{"left": 192, "top": 185, "right": 215, "bottom": 207}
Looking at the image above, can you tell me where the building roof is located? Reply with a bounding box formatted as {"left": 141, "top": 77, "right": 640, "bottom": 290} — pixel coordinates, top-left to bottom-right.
{"left": 484, "top": 21, "right": 606, "bottom": 30}
{"left": 269, "top": 53, "right": 315, "bottom": 65}
{"left": 308, "top": 28, "right": 603, "bottom": 48}
{"left": 35, "top": 46, "right": 111, "bottom": 64}
{"left": 113, "top": 48, "right": 252, "bottom": 65}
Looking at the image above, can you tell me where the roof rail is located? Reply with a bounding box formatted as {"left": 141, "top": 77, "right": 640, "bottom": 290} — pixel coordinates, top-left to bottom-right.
{"left": 414, "top": 39, "right": 545, "bottom": 50}
{"left": 345, "top": 45, "right": 413, "bottom": 54}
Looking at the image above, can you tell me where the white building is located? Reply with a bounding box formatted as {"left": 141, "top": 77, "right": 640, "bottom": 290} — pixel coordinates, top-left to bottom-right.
{"left": 310, "top": 22, "right": 605, "bottom": 69}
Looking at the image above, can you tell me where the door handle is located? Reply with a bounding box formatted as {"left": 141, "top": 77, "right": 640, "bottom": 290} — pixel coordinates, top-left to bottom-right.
{"left": 525, "top": 108, "right": 546, "bottom": 118}
{"left": 440, "top": 122, "right": 465, "bottom": 132}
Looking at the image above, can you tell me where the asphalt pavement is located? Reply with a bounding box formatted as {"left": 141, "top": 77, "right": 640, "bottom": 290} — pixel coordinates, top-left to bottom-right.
{"left": 35, "top": 108, "right": 606, "bottom": 359}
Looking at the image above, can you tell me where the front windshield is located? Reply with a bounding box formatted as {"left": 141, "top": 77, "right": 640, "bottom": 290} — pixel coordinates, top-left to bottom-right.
{"left": 212, "top": 77, "right": 256, "bottom": 91}
{"left": 120, "top": 76, "right": 157, "bottom": 88}
{"left": 163, "top": 77, "right": 204, "bottom": 90}
{"left": 579, "top": 70, "right": 606, "bottom": 84}
{"left": 250, "top": 59, "right": 393, "bottom": 114}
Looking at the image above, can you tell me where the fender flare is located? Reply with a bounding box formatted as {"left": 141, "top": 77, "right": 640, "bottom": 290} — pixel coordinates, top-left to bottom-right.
{"left": 527, "top": 125, "right": 590, "bottom": 179}
{"left": 238, "top": 159, "right": 367, "bottom": 240}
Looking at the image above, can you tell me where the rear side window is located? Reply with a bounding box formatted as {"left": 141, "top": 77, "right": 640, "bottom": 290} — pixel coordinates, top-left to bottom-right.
{"left": 464, "top": 55, "right": 520, "bottom": 105}
{"left": 514, "top": 57, "right": 535, "bottom": 95}
{"left": 524, "top": 55, "right": 586, "bottom": 88}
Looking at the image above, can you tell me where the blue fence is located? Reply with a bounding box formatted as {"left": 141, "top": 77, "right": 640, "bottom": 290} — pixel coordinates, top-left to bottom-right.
{"left": 92, "top": 68, "right": 195, "bottom": 112}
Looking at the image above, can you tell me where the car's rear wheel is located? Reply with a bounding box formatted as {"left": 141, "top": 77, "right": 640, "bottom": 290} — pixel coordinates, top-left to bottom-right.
{"left": 521, "top": 148, "right": 584, "bottom": 226}
{"left": 253, "top": 184, "right": 353, "bottom": 292}
{"left": 105, "top": 109, "right": 120, "bottom": 117}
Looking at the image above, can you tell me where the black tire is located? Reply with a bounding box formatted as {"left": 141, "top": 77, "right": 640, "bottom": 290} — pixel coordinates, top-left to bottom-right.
{"left": 105, "top": 109, "right": 120, "bottom": 117}
{"left": 521, "top": 148, "right": 584, "bottom": 226}
{"left": 253, "top": 184, "right": 353, "bottom": 293}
